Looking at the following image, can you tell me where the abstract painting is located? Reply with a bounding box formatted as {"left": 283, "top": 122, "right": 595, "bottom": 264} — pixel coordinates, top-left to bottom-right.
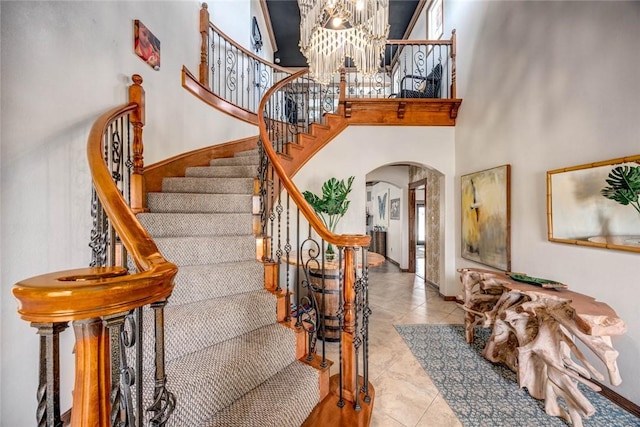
{"left": 461, "top": 165, "right": 511, "bottom": 271}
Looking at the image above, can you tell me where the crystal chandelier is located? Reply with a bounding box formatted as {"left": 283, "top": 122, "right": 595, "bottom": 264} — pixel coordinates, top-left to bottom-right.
{"left": 298, "top": 0, "right": 390, "bottom": 84}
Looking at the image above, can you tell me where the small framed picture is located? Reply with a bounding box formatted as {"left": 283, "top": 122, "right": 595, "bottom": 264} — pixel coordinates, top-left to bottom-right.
{"left": 134, "top": 20, "right": 160, "bottom": 70}
{"left": 427, "top": 0, "right": 444, "bottom": 40}
{"left": 390, "top": 198, "right": 401, "bottom": 220}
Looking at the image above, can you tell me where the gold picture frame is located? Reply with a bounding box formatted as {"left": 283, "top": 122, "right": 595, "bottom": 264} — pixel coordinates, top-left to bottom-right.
{"left": 546, "top": 154, "right": 640, "bottom": 253}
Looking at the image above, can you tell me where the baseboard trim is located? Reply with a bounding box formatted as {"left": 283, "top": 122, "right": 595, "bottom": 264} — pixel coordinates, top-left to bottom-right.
{"left": 594, "top": 380, "right": 640, "bottom": 418}
{"left": 442, "top": 295, "right": 457, "bottom": 302}
{"left": 386, "top": 258, "right": 399, "bottom": 267}
{"left": 384, "top": 257, "right": 411, "bottom": 272}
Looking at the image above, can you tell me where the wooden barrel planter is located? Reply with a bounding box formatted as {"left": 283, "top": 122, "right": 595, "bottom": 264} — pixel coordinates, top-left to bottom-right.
{"left": 309, "top": 268, "right": 341, "bottom": 342}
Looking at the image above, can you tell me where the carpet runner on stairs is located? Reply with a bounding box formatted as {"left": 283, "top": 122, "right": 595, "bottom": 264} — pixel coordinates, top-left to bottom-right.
{"left": 136, "top": 149, "right": 320, "bottom": 426}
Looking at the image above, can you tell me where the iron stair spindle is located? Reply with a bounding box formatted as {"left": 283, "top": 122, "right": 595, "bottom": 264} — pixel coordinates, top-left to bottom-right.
{"left": 275, "top": 180, "right": 283, "bottom": 292}
{"left": 147, "top": 300, "right": 175, "bottom": 426}
{"left": 34, "top": 322, "right": 68, "bottom": 427}
{"left": 361, "top": 247, "right": 372, "bottom": 403}
{"left": 104, "top": 312, "right": 136, "bottom": 427}
{"left": 285, "top": 192, "right": 292, "bottom": 321}
{"left": 336, "top": 248, "right": 345, "bottom": 408}
{"left": 353, "top": 248, "right": 361, "bottom": 411}
{"left": 135, "top": 307, "right": 144, "bottom": 427}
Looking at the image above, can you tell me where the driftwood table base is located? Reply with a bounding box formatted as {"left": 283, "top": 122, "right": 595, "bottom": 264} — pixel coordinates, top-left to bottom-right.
{"left": 458, "top": 268, "right": 627, "bottom": 427}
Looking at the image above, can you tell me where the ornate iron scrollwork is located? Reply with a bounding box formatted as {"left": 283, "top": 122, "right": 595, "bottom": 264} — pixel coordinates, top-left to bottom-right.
{"left": 89, "top": 188, "right": 108, "bottom": 267}
{"left": 105, "top": 311, "right": 137, "bottom": 427}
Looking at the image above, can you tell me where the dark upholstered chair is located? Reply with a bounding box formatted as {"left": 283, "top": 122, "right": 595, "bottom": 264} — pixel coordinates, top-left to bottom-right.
{"left": 397, "top": 63, "right": 443, "bottom": 99}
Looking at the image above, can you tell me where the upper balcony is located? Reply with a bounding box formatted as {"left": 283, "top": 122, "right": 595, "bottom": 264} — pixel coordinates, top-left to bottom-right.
{"left": 183, "top": 4, "right": 461, "bottom": 129}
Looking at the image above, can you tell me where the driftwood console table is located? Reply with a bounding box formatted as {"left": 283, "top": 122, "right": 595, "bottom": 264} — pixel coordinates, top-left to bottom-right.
{"left": 458, "top": 268, "right": 627, "bottom": 427}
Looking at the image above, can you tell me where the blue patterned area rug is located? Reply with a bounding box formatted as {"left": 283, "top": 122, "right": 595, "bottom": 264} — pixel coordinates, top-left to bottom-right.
{"left": 394, "top": 324, "right": 640, "bottom": 427}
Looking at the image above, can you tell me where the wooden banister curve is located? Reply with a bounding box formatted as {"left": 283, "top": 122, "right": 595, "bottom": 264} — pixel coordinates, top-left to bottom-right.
{"left": 258, "top": 69, "right": 370, "bottom": 249}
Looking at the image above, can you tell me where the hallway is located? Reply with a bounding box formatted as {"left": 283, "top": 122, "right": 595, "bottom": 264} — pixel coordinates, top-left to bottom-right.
{"left": 325, "top": 261, "right": 464, "bottom": 426}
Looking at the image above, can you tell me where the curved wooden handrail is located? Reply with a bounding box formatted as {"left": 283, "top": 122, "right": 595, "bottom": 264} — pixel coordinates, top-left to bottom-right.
{"left": 258, "top": 70, "right": 369, "bottom": 249}
{"left": 182, "top": 66, "right": 260, "bottom": 125}
{"left": 86, "top": 103, "right": 175, "bottom": 274}
{"left": 13, "top": 82, "right": 177, "bottom": 323}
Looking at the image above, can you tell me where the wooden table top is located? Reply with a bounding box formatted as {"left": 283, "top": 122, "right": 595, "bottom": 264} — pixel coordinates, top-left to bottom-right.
{"left": 285, "top": 251, "right": 385, "bottom": 270}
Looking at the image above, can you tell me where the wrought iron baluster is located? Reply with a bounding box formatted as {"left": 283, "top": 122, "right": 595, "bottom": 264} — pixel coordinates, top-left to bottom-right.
{"left": 147, "top": 300, "right": 175, "bottom": 426}
{"left": 225, "top": 44, "right": 238, "bottom": 103}
{"left": 361, "top": 247, "right": 372, "bottom": 403}
{"left": 133, "top": 307, "right": 144, "bottom": 425}
{"left": 336, "top": 248, "right": 345, "bottom": 408}
{"left": 104, "top": 312, "right": 136, "bottom": 427}
{"left": 211, "top": 31, "right": 218, "bottom": 94}
{"left": 90, "top": 188, "right": 108, "bottom": 267}
{"left": 299, "top": 234, "right": 321, "bottom": 358}
{"left": 285, "top": 192, "right": 292, "bottom": 321}
{"left": 275, "top": 180, "right": 283, "bottom": 292}
{"left": 34, "top": 322, "right": 68, "bottom": 427}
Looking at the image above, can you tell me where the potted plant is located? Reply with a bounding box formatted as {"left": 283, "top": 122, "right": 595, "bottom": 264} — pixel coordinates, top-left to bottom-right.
{"left": 303, "top": 176, "right": 355, "bottom": 259}
{"left": 601, "top": 165, "right": 640, "bottom": 216}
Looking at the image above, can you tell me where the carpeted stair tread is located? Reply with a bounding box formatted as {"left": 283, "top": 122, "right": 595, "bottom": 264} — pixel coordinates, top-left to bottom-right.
{"left": 203, "top": 360, "right": 320, "bottom": 427}
{"left": 234, "top": 149, "right": 259, "bottom": 157}
{"left": 186, "top": 165, "right": 257, "bottom": 178}
{"left": 154, "top": 235, "right": 256, "bottom": 265}
{"left": 209, "top": 155, "right": 260, "bottom": 166}
{"left": 137, "top": 212, "right": 253, "bottom": 237}
{"left": 138, "top": 290, "right": 278, "bottom": 369}
{"left": 157, "top": 323, "right": 300, "bottom": 425}
{"left": 171, "top": 261, "right": 264, "bottom": 304}
{"left": 161, "top": 177, "right": 254, "bottom": 194}
{"left": 146, "top": 192, "right": 252, "bottom": 213}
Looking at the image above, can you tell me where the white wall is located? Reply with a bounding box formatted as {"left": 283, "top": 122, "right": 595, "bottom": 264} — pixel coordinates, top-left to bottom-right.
{"left": 0, "top": 1, "right": 258, "bottom": 424}
{"left": 450, "top": 0, "right": 640, "bottom": 404}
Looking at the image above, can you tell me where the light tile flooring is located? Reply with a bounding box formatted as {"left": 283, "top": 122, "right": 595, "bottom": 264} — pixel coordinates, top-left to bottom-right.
{"left": 323, "top": 261, "right": 465, "bottom": 427}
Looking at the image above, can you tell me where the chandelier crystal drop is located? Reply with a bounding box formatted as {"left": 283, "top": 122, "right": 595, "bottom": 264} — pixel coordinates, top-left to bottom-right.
{"left": 298, "top": 0, "right": 390, "bottom": 84}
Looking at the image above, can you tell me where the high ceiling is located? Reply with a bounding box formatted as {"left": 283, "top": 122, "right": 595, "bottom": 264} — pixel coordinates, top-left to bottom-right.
{"left": 265, "top": 0, "right": 423, "bottom": 68}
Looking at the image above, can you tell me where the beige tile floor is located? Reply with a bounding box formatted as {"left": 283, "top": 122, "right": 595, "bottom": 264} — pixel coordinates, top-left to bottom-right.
{"left": 322, "top": 261, "right": 465, "bottom": 427}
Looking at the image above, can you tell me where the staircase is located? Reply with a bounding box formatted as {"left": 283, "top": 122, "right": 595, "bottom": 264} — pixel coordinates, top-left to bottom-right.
{"left": 136, "top": 149, "right": 321, "bottom": 425}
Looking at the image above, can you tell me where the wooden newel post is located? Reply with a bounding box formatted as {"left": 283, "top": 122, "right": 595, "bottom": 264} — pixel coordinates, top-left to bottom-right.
{"left": 199, "top": 3, "right": 210, "bottom": 87}
{"left": 450, "top": 29, "right": 457, "bottom": 99}
{"left": 70, "top": 318, "right": 110, "bottom": 427}
{"left": 341, "top": 247, "right": 357, "bottom": 403}
{"left": 129, "top": 74, "right": 146, "bottom": 213}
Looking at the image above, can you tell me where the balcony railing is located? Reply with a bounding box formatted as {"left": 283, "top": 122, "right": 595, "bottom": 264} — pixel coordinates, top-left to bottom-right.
{"left": 193, "top": 3, "right": 456, "bottom": 124}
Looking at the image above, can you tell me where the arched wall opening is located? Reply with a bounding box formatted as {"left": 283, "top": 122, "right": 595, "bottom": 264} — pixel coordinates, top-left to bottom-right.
{"left": 292, "top": 125, "right": 458, "bottom": 296}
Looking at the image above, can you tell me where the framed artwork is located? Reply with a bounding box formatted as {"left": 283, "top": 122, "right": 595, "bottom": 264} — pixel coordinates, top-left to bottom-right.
{"left": 547, "top": 154, "right": 640, "bottom": 253}
{"left": 427, "top": 0, "right": 444, "bottom": 40}
{"left": 461, "top": 165, "right": 511, "bottom": 271}
{"left": 134, "top": 20, "right": 160, "bottom": 70}
{"left": 390, "top": 198, "right": 401, "bottom": 220}
{"left": 376, "top": 189, "right": 389, "bottom": 228}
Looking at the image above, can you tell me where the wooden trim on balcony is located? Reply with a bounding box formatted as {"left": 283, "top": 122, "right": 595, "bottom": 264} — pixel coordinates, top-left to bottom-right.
{"left": 182, "top": 66, "right": 259, "bottom": 125}
{"left": 342, "top": 98, "right": 462, "bottom": 126}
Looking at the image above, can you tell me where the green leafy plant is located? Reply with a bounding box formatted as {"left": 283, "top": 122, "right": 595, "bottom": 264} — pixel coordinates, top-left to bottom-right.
{"left": 303, "top": 176, "right": 355, "bottom": 256}
{"left": 601, "top": 165, "right": 640, "bottom": 215}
